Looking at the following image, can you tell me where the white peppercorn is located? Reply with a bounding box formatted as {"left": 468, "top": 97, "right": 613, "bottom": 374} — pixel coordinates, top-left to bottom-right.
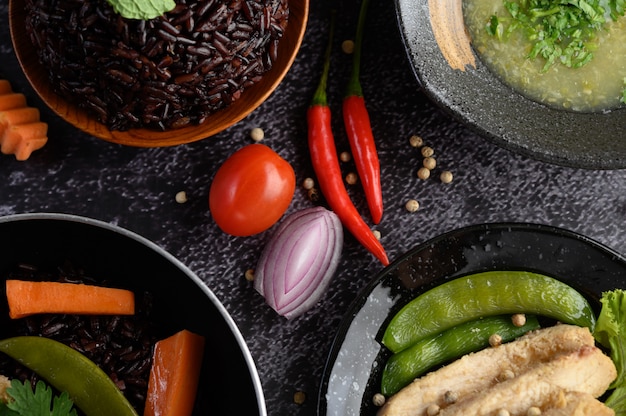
{"left": 421, "top": 146, "right": 434, "bottom": 158}
{"left": 511, "top": 313, "right": 527, "bottom": 327}
{"left": 423, "top": 156, "right": 436, "bottom": 170}
{"left": 339, "top": 151, "right": 352, "bottom": 162}
{"left": 489, "top": 333, "right": 503, "bottom": 347}
{"left": 372, "top": 393, "right": 386, "bottom": 407}
{"left": 250, "top": 127, "right": 264, "bottom": 142}
{"left": 293, "top": 391, "right": 306, "bottom": 405}
{"left": 342, "top": 39, "right": 355, "bottom": 54}
{"left": 417, "top": 167, "right": 431, "bottom": 180}
{"left": 302, "top": 177, "right": 315, "bottom": 190}
{"left": 244, "top": 269, "right": 255, "bottom": 282}
{"left": 426, "top": 404, "right": 441, "bottom": 415}
{"left": 345, "top": 172, "right": 358, "bottom": 185}
{"left": 527, "top": 407, "right": 542, "bottom": 416}
{"left": 409, "top": 135, "right": 424, "bottom": 148}
{"left": 405, "top": 199, "right": 420, "bottom": 212}
{"left": 175, "top": 191, "right": 188, "bottom": 204}
{"left": 440, "top": 170, "right": 454, "bottom": 184}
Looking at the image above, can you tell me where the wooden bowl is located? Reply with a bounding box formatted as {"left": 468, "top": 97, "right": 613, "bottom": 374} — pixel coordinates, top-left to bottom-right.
{"left": 9, "top": 1, "right": 309, "bottom": 147}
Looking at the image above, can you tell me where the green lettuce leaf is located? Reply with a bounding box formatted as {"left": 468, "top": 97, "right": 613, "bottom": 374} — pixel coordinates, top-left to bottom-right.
{"left": 107, "top": 0, "right": 176, "bottom": 20}
{"left": 594, "top": 289, "right": 626, "bottom": 415}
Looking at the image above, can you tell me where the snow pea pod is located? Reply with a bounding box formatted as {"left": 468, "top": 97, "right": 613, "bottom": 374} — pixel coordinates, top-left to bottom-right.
{"left": 380, "top": 314, "right": 540, "bottom": 396}
{"left": 382, "top": 271, "right": 596, "bottom": 353}
{"left": 0, "top": 336, "right": 138, "bottom": 416}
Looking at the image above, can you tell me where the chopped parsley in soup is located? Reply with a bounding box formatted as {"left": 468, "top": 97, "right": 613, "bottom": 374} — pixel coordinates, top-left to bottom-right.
{"left": 463, "top": 0, "right": 626, "bottom": 112}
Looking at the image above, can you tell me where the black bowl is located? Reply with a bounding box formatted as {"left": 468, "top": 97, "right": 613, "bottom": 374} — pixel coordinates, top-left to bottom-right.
{"left": 318, "top": 222, "right": 626, "bottom": 415}
{"left": 395, "top": 0, "right": 626, "bottom": 170}
{"left": 0, "top": 213, "right": 266, "bottom": 415}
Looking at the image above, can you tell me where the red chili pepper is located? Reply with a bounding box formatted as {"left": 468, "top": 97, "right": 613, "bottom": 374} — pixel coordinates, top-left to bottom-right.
{"left": 307, "top": 12, "right": 389, "bottom": 266}
{"left": 343, "top": 0, "right": 383, "bottom": 225}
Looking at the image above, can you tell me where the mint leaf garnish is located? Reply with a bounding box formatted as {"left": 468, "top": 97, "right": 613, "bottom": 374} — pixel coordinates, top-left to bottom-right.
{"left": 107, "top": 0, "right": 176, "bottom": 20}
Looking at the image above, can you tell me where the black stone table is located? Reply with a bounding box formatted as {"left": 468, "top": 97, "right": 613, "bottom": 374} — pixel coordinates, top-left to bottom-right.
{"left": 0, "top": 1, "right": 624, "bottom": 415}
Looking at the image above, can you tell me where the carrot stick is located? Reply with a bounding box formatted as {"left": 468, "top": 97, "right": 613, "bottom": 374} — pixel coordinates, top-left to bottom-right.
{"left": 6, "top": 280, "right": 135, "bottom": 319}
{"left": 144, "top": 329, "right": 205, "bottom": 416}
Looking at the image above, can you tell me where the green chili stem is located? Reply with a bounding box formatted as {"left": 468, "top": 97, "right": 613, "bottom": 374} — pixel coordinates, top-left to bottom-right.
{"left": 311, "top": 11, "right": 336, "bottom": 107}
{"left": 346, "top": 0, "right": 370, "bottom": 98}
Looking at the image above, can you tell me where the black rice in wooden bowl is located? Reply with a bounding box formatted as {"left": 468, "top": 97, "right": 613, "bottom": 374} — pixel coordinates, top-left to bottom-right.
{"left": 23, "top": 0, "right": 289, "bottom": 131}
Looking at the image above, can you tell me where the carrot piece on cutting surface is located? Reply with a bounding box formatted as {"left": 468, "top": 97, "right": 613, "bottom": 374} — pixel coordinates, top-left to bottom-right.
{"left": 144, "top": 329, "right": 206, "bottom": 416}
{"left": 5, "top": 280, "right": 135, "bottom": 319}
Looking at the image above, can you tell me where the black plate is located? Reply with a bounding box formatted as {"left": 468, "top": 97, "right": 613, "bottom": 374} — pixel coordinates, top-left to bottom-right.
{"left": 0, "top": 213, "right": 266, "bottom": 416}
{"left": 318, "top": 223, "right": 626, "bottom": 416}
{"left": 394, "top": 0, "right": 626, "bottom": 170}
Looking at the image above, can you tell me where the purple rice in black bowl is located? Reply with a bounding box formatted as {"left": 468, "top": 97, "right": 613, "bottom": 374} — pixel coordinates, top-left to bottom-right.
{"left": 23, "top": 0, "right": 289, "bottom": 131}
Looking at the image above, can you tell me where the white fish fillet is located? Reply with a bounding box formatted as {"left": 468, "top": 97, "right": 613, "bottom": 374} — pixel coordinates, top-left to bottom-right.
{"left": 540, "top": 390, "right": 614, "bottom": 416}
{"left": 438, "top": 345, "right": 616, "bottom": 415}
{"left": 377, "top": 324, "right": 597, "bottom": 416}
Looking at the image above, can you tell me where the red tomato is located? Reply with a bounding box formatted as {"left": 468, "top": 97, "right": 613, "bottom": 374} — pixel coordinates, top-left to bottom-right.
{"left": 209, "top": 144, "right": 296, "bottom": 236}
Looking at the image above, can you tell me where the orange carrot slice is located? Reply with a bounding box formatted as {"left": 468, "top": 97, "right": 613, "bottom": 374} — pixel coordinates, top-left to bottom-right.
{"left": 0, "top": 107, "right": 41, "bottom": 127}
{"left": 144, "top": 329, "right": 206, "bottom": 416}
{"left": 6, "top": 280, "right": 135, "bottom": 319}
{"left": 0, "top": 80, "right": 48, "bottom": 160}
{"left": 1, "top": 122, "right": 48, "bottom": 160}
{"left": 0, "top": 107, "right": 41, "bottom": 139}
{"left": 0, "top": 93, "right": 27, "bottom": 111}
{"left": 14, "top": 136, "right": 48, "bottom": 161}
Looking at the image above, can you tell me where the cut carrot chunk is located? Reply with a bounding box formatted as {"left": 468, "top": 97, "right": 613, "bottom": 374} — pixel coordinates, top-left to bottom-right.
{"left": 0, "top": 93, "right": 27, "bottom": 111}
{"left": 6, "top": 280, "right": 135, "bottom": 319}
{"left": 0, "top": 108, "right": 42, "bottom": 142}
{"left": 1, "top": 122, "right": 48, "bottom": 160}
{"left": 0, "top": 79, "right": 48, "bottom": 160}
{"left": 144, "top": 329, "right": 206, "bottom": 416}
{"left": 14, "top": 136, "right": 48, "bottom": 161}
{"left": 0, "top": 107, "right": 41, "bottom": 127}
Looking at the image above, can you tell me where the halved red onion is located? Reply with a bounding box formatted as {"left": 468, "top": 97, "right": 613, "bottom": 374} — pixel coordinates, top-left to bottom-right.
{"left": 254, "top": 206, "right": 343, "bottom": 319}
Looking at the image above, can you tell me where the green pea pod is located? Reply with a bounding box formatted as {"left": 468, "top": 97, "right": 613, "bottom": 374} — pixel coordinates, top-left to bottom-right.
{"left": 0, "top": 336, "right": 138, "bottom": 416}
{"left": 381, "top": 314, "right": 540, "bottom": 396}
{"left": 382, "top": 271, "right": 596, "bottom": 353}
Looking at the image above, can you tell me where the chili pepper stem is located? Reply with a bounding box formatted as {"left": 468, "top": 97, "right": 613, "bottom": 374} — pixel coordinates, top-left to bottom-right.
{"left": 346, "top": 0, "right": 370, "bottom": 98}
{"left": 311, "top": 11, "right": 336, "bottom": 107}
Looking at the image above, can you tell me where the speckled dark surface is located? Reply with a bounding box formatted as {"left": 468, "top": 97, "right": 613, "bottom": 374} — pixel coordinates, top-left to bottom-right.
{"left": 0, "top": 1, "right": 625, "bottom": 415}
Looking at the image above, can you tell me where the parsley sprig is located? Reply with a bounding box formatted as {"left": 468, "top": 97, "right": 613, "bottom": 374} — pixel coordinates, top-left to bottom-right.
{"left": 0, "top": 379, "right": 78, "bottom": 416}
{"left": 488, "top": 0, "right": 625, "bottom": 72}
